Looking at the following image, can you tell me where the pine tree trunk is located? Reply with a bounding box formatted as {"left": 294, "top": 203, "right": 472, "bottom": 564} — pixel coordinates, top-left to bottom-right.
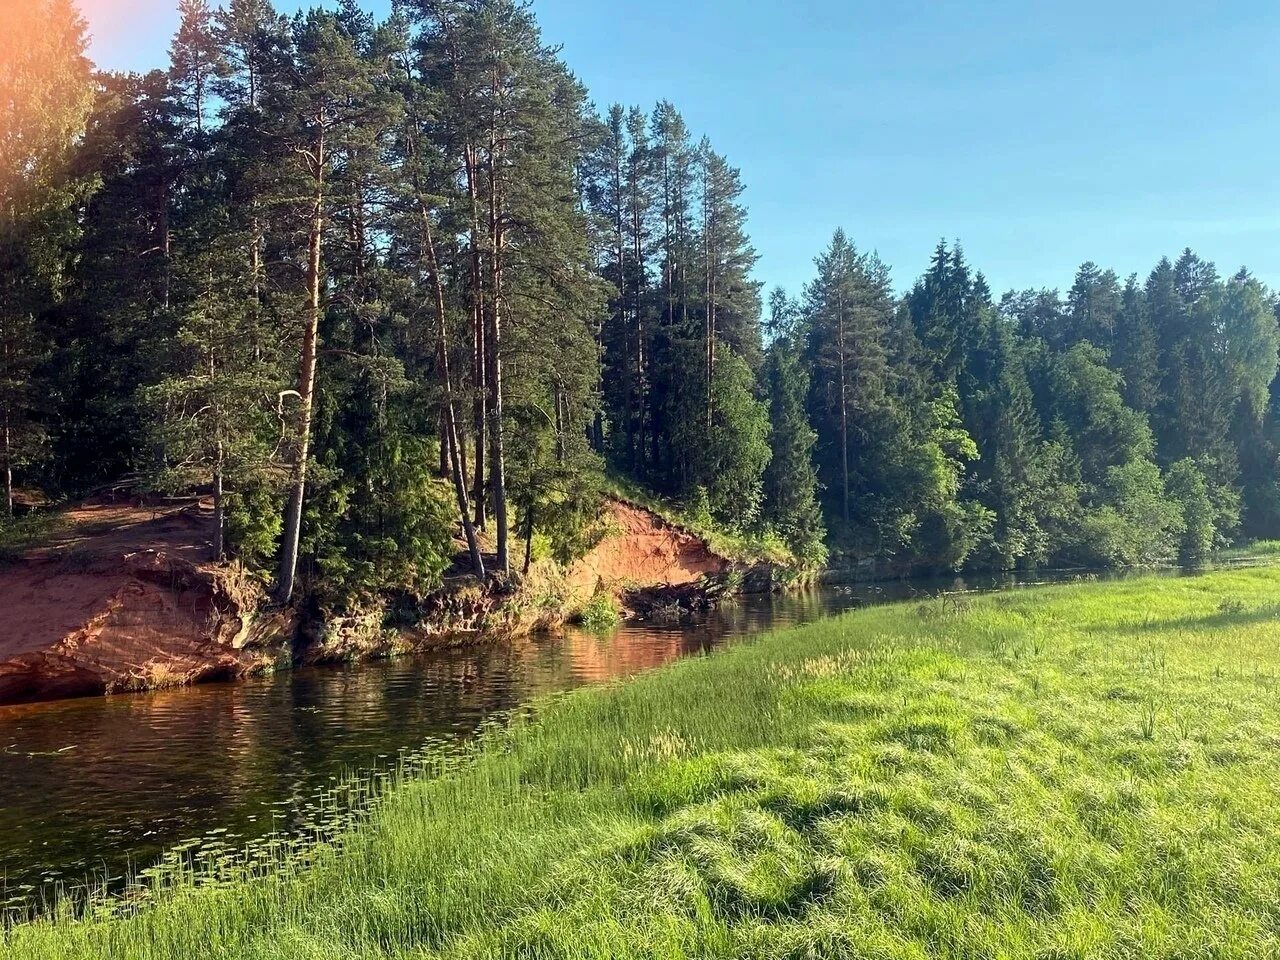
{"left": 212, "top": 457, "right": 225, "bottom": 563}
{"left": 1, "top": 314, "right": 10, "bottom": 518}
{"left": 486, "top": 130, "right": 510, "bottom": 577}
{"left": 441, "top": 19, "right": 487, "bottom": 532}
{"left": 704, "top": 186, "right": 714, "bottom": 434}
{"left": 439, "top": 414, "right": 450, "bottom": 477}
{"left": 208, "top": 266, "right": 224, "bottom": 564}
{"left": 161, "top": 199, "right": 171, "bottom": 313}
{"left": 613, "top": 148, "right": 630, "bottom": 465}
{"left": 249, "top": 214, "right": 263, "bottom": 362}
{"left": 837, "top": 293, "right": 850, "bottom": 528}
{"left": 465, "top": 145, "right": 488, "bottom": 530}
{"left": 522, "top": 502, "right": 535, "bottom": 577}
{"left": 555, "top": 383, "right": 566, "bottom": 464}
{"left": 633, "top": 188, "right": 646, "bottom": 470}
{"left": 277, "top": 133, "right": 324, "bottom": 604}
{"left": 422, "top": 202, "right": 484, "bottom": 581}
{"left": 2, "top": 410, "right": 12, "bottom": 520}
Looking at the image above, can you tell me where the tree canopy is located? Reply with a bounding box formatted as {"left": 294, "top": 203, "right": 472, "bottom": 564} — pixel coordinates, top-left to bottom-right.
{"left": 5, "top": 0, "right": 1279, "bottom": 603}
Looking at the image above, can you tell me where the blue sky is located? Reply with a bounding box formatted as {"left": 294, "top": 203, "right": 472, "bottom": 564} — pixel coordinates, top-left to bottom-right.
{"left": 81, "top": 0, "right": 1280, "bottom": 297}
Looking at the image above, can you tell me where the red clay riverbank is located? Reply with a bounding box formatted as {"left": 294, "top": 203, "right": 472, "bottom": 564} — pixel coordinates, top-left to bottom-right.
{"left": 0, "top": 498, "right": 733, "bottom": 707}
{"left": 0, "top": 500, "right": 285, "bottom": 705}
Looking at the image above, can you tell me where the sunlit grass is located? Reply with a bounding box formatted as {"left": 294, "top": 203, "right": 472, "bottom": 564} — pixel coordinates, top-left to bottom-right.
{"left": 9, "top": 567, "right": 1280, "bottom": 957}
{"left": 1218, "top": 539, "right": 1280, "bottom": 564}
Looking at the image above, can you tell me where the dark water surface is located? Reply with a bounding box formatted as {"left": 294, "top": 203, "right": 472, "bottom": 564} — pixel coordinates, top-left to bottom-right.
{"left": 0, "top": 571, "right": 1113, "bottom": 906}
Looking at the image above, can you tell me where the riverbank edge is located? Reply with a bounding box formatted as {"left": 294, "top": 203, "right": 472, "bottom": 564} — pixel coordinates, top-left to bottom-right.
{"left": 9, "top": 564, "right": 1280, "bottom": 956}
{"left": 0, "top": 496, "right": 807, "bottom": 706}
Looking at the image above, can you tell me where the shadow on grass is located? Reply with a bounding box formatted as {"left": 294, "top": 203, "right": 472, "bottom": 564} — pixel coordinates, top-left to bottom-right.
{"left": 1094, "top": 605, "right": 1280, "bottom": 637}
{"left": 0, "top": 511, "right": 68, "bottom": 565}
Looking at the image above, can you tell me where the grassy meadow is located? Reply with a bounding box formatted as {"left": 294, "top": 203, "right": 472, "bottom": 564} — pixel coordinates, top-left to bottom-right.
{"left": 10, "top": 567, "right": 1280, "bottom": 958}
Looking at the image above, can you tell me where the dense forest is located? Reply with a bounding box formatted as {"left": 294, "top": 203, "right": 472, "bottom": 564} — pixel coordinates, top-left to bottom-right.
{"left": 4, "top": 0, "right": 1279, "bottom": 607}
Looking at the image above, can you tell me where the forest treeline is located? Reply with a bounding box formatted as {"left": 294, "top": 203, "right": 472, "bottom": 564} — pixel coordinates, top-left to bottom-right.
{"left": 4, "top": 0, "right": 1279, "bottom": 606}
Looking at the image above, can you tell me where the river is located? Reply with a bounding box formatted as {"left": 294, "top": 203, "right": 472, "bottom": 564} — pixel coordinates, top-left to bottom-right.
{"left": 0, "top": 569, "right": 1130, "bottom": 912}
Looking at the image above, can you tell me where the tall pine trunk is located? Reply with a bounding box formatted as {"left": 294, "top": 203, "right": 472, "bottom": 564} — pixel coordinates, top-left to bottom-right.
{"left": 443, "top": 11, "right": 488, "bottom": 533}
{"left": 522, "top": 502, "right": 535, "bottom": 576}
{"left": 837, "top": 292, "right": 850, "bottom": 528}
{"left": 208, "top": 284, "right": 225, "bottom": 563}
{"left": 486, "top": 116, "right": 510, "bottom": 577}
{"left": 2, "top": 409, "right": 12, "bottom": 520}
{"left": 632, "top": 185, "right": 646, "bottom": 470}
{"left": 611, "top": 142, "right": 630, "bottom": 464}
{"left": 277, "top": 130, "right": 324, "bottom": 603}
{"left": 465, "top": 145, "right": 488, "bottom": 530}
{"left": 1, "top": 313, "right": 10, "bottom": 517}
{"left": 212, "top": 452, "right": 225, "bottom": 563}
{"left": 703, "top": 178, "right": 715, "bottom": 433}
{"left": 422, "top": 202, "right": 485, "bottom": 580}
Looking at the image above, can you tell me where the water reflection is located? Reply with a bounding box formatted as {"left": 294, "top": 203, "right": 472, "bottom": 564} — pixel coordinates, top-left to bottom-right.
{"left": 0, "top": 571, "right": 1096, "bottom": 899}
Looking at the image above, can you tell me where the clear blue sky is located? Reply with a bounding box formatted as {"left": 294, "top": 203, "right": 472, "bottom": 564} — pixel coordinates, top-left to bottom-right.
{"left": 81, "top": 0, "right": 1280, "bottom": 297}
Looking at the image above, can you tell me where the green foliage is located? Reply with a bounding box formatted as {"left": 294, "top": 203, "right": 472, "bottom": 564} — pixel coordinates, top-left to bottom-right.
{"left": 1077, "top": 459, "right": 1182, "bottom": 566}
{"left": 576, "top": 592, "right": 622, "bottom": 632}
{"left": 762, "top": 291, "right": 827, "bottom": 567}
{"left": 1166, "top": 459, "right": 1215, "bottom": 566}
{"left": 685, "top": 485, "right": 713, "bottom": 530}
{"left": 0, "top": 509, "right": 66, "bottom": 563}
{"left": 304, "top": 437, "right": 456, "bottom": 605}
{"left": 508, "top": 406, "right": 606, "bottom": 569}
{"left": 0, "top": 0, "right": 94, "bottom": 512}
{"left": 698, "top": 351, "right": 771, "bottom": 525}
{"left": 10, "top": 0, "right": 1280, "bottom": 597}
{"left": 221, "top": 481, "right": 283, "bottom": 571}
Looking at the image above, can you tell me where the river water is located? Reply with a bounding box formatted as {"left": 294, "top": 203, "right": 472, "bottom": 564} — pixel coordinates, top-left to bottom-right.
{"left": 0, "top": 570, "right": 1126, "bottom": 909}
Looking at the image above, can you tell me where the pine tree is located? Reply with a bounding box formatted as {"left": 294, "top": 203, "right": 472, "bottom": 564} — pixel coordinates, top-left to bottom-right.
{"left": 214, "top": 0, "right": 286, "bottom": 111}
{"left": 262, "top": 9, "right": 399, "bottom": 601}
{"left": 625, "top": 106, "right": 656, "bottom": 469}
{"left": 170, "top": 0, "right": 225, "bottom": 139}
{"left": 645, "top": 100, "right": 696, "bottom": 485}
{"left": 392, "top": 11, "right": 484, "bottom": 579}
{"left": 804, "top": 230, "right": 889, "bottom": 534}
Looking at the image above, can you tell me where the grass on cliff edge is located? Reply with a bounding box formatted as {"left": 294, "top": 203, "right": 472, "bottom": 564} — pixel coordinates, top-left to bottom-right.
{"left": 11, "top": 568, "right": 1280, "bottom": 958}
{"left": 603, "top": 473, "right": 797, "bottom": 568}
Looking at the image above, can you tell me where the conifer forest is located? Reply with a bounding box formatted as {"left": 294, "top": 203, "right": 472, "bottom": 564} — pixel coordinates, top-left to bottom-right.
{"left": 5, "top": 0, "right": 1280, "bottom": 610}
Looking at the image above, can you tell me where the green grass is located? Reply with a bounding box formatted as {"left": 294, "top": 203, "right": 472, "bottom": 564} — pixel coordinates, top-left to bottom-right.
{"left": 0, "top": 509, "right": 66, "bottom": 563}
{"left": 11, "top": 568, "right": 1280, "bottom": 957}
{"left": 1218, "top": 539, "right": 1280, "bottom": 564}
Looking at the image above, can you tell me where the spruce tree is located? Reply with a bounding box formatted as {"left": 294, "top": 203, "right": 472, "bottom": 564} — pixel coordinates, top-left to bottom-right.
{"left": 762, "top": 289, "right": 826, "bottom": 563}
{"left": 1064, "top": 262, "right": 1122, "bottom": 352}
{"left": 1113, "top": 274, "right": 1160, "bottom": 414}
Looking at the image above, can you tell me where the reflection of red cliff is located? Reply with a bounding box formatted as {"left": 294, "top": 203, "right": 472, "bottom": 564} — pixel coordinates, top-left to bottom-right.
{"left": 566, "top": 501, "right": 729, "bottom": 603}
{"left": 0, "top": 501, "right": 287, "bottom": 706}
{"left": 557, "top": 630, "right": 689, "bottom": 683}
